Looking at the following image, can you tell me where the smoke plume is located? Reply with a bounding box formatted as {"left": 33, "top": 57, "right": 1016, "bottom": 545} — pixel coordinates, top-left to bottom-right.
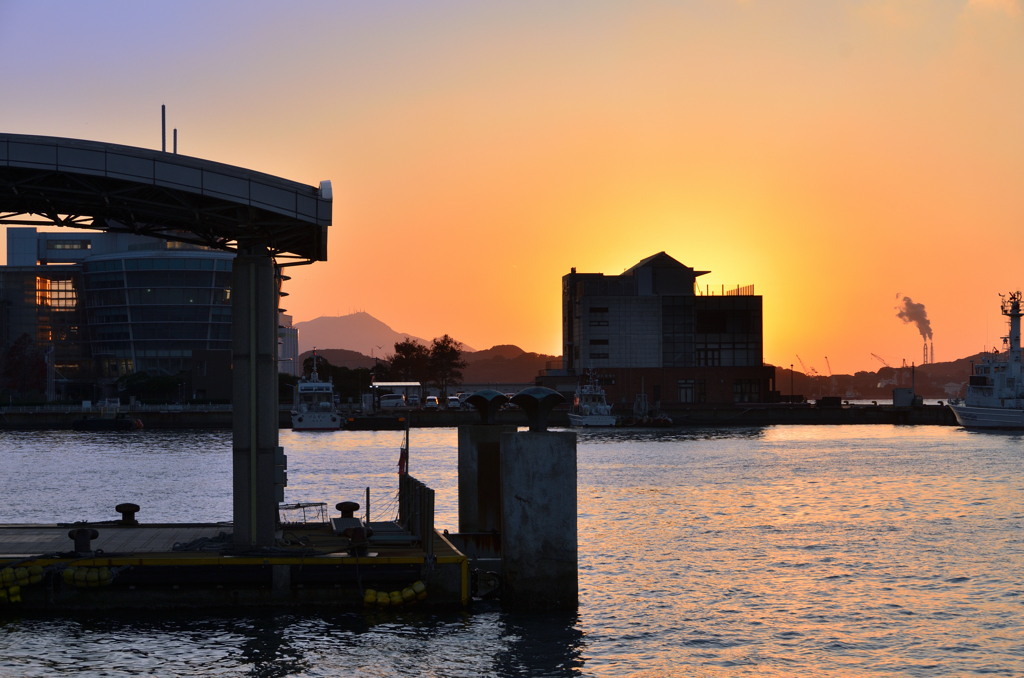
{"left": 896, "top": 296, "right": 932, "bottom": 340}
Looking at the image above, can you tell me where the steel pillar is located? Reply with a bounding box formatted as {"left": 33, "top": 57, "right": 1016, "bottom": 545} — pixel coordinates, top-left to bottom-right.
{"left": 232, "top": 249, "right": 280, "bottom": 549}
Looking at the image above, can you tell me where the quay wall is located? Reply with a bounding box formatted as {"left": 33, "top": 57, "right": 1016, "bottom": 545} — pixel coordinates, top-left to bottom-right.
{"left": 0, "top": 404, "right": 957, "bottom": 430}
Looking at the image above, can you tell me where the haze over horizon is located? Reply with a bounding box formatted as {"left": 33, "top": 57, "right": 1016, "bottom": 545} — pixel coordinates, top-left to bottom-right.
{"left": 2, "top": 1, "right": 1022, "bottom": 375}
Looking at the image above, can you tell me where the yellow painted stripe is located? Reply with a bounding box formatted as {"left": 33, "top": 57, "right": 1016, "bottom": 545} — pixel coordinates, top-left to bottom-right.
{"left": 28, "top": 556, "right": 427, "bottom": 567}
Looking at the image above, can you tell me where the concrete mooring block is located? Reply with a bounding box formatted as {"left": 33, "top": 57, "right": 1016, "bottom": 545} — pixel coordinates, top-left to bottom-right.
{"left": 499, "top": 430, "right": 577, "bottom": 612}
{"left": 458, "top": 424, "right": 516, "bottom": 534}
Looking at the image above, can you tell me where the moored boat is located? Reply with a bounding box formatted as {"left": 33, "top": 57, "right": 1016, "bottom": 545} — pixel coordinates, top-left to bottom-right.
{"left": 292, "top": 350, "right": 342, "bottom": 431}
{"left": 568, "top": 372, "right": 617, "bottom": 427}
{"left": 948, "top": 291, "right": 1024, "bottom": 429}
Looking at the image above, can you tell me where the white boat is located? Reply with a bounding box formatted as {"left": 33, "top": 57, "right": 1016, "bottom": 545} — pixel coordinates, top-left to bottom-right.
{"left": 568, "top": 372, "right": 618, "bottom": 427}
{"left": 949, "top": 291, "right": 1024, "bottom": 429}
{"left": 291, "top": 352, "right": 342, "bottom": 431}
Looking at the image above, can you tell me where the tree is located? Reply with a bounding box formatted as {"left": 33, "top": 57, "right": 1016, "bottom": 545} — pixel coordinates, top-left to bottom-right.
{"left": 429, "top": 334, "right": 466, "bottom": 397}
{"left": 387, "top": 338, "right": 431, "bottom": 382}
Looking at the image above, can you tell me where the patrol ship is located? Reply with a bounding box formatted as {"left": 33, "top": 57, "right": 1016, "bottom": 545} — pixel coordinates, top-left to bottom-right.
{"left": 291, "top": 350, "right": 342, "bottom": 431}
{"left": 948, "top": 292, "right": 1024, "bottom": 429}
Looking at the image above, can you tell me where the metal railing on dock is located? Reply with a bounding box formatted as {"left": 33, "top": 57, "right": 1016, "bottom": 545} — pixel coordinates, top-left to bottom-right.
{"left": 398, "top": 474, "right": 435, "bottom": 560}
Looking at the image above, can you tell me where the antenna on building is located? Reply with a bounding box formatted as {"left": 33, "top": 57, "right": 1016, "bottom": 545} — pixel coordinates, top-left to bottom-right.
{"left": 161, "top": 105, "right": 166, "bottom": 152}
{"left": 173, "top": 129, "right": 177, "bottom": 154}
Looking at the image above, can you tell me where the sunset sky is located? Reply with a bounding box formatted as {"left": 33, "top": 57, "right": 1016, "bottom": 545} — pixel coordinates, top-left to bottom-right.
{"left": 2, "top": 1, "right": 1022, "bottom": 374}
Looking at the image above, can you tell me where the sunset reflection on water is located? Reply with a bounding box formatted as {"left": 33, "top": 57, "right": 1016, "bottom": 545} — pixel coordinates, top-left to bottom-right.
{"left": 0, "top": 424, "right": 1021, "bottom": 676}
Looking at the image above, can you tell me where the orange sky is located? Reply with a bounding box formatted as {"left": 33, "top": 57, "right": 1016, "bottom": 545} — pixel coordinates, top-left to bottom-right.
{"left": 2, "top": 1, "right": 1023, "bottom": 374}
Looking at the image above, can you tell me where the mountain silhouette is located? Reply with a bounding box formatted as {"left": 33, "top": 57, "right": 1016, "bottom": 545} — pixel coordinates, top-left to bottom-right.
{"left": 293, "top": 312, "right": 475, "bottom": 357}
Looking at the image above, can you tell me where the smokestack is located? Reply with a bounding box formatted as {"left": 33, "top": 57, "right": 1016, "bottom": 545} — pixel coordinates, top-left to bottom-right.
{"left": 923, "top": 341, "right": 928, "bottom": 365}
{"left": 161, "top": 105, "right": 166, "bottom": 152}
{"left": 931, "top": 342, "right": 934, "bottom": 363}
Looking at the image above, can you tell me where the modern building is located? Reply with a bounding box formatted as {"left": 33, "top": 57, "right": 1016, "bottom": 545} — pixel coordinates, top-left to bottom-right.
{"left": 2, "top": 227, "right": 234, "bottom": 399}
{"left": 278, "top": 313, "right": 299, "bottom": 377}
{"left": 538, "top": 252, "right": 776, "bottom": 406}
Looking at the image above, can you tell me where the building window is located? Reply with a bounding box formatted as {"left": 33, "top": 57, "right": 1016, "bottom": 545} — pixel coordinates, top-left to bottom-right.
{"left": 734, "top": 379, "right": 761, "bottom": 403}
{"left": 589, "top": 339, "right": 609, "bottom": 345}
{"left": 46, "top": 240, "right": 91, "bottom": 250}
{"left": 589, "top": 320, "right": 609, "bottom": 327}
{"left": 589, "top": 307, "right": 609, "bottom": 313}
{"left": 589, "top": 353, "right": 609, "bottom": 359}
{"left": 678, "top": 380, "right": 695, "bottom": 403}
{"left": 696, "top": 349, "right": 720, "bottom": 366}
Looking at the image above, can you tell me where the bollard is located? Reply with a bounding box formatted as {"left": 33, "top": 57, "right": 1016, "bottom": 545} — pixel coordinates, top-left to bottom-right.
{"left": 465, "top": 390, "right": 508, "bottom": 425}
{"left": 68, "top": 528, "right": 100, "bottom": 553}
{"left": 115, "top": 503, "right": 140, "bottom": 526}
{"left": 336, "top": 501, "right": 360, "bottom": 519}
{"left": 510, "top": 387, "right": 564, "bottom": 432}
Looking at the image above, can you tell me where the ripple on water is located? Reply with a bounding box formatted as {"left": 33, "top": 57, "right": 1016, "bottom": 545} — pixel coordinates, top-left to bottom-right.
{"left": 1, "top": 425, "right": 1024, "bottom": 675}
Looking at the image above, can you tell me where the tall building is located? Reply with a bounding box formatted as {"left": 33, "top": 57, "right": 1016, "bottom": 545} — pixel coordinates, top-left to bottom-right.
{"left": 539, "top": 252, "right": 775, "bottom": 406}
{"left": 2, "top": 227, "right": 234, "bottom": 399}
{"left": 278, "top": 313, "right": 299, "bottom": 377}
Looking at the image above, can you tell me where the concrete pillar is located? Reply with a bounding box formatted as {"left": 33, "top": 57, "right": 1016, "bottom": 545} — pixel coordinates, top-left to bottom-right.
{"left": 457, "top": 424, "right": 516, "bottom": 533}
{"left": 232, "top": 250, "right": 281, "bottom": 549}
{"left": 499, "top": 430, "right": 578, "bottom": 611}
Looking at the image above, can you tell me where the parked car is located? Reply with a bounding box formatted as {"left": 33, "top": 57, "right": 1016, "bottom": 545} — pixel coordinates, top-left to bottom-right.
{"left": 408, "top": 394, "right": 421, "bottom": 408}
{"left": 424, "top": 396, "right": 440, "bottom": 409}
{"left": 379, "top": 394, "right": 406, "bottom": 409}
{"left": 447, "top": 396, "right": 460, "bottom": 409}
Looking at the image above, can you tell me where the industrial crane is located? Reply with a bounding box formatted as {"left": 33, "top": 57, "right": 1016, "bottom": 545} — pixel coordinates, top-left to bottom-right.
{"left": 870, "top": 353, "right": 892, "bottom": 369}
{"left": 795, "top": 355, "right": 818, "bottom": 377}
{"left": 824, "top": 357, "right": 832, "bottom": 377}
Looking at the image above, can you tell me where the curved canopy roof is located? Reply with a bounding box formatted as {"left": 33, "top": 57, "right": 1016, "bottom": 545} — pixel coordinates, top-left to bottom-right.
{"left": 0, "top": 133, "right": 330, "bottom": 262}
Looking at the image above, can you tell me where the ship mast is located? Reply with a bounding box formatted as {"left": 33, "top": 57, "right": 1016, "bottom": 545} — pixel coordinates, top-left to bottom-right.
{"left": 1002, "top": 292, "right": 1022, "bottom": 364}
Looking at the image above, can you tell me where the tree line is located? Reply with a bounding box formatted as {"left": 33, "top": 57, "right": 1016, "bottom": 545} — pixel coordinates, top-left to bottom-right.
{"left": 295, "top": 334, "right": 467, "bottom": 400}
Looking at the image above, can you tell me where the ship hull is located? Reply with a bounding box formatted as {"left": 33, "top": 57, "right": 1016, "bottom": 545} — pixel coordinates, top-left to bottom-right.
{"left": 949, "top": 404, "right": 1024, "bottom": 430}
{"left": 291, "top": 411, "right": 343, "bottom": 431}
{"left": 568, "top": 413, "right": 617, "bottom": 427}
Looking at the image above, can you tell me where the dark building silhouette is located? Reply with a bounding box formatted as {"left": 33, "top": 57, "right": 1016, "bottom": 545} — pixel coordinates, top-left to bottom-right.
{"left": 538, "top": 252, "right": 775, "bottom": 407}
{"left": 2, "top": 227, "right": 233, "bottom": 400}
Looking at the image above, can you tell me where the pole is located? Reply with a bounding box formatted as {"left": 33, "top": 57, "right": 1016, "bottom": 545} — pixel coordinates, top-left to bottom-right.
{"left": 161, "top": 105, "right": 166, "bottom": 152}
{"left": 790, "top": 364, "right": 794, "bottom": 401}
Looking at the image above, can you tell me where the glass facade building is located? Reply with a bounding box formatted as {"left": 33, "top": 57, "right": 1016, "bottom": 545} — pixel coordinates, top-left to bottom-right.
{"left": 1, "top": 228, "right": 238, "bottom": 398}
{"left": 83, "top": 252, "right": 234, "bottom": 378}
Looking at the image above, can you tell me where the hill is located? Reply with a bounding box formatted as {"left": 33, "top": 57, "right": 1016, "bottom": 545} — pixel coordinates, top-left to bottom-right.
{"left": 462, "top": 345, "right": 559, "bottom": 383}
{"left": 293, "top": 312, "right": 475, "bottom": 356}
{"left": 774, "top": 353, "right": 982, "bottom": 400}
{"left": 293, "top": 342, "right": 560, "bottom": 384}
{"left": 298, "top": 348, "right": 377, "bottom": 370}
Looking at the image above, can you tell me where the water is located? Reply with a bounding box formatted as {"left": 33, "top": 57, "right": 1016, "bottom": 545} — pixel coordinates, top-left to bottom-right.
{"left": 0, "top": 425, "right": 1022, "bottom": 676}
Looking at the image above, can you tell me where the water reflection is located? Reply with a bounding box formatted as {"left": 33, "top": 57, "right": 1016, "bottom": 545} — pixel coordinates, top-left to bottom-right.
{"left": 2, "top": 426, "right": 1024, "bottom": 675}
{"left": 568, "top": 426, "right": 768, "bottom": 444}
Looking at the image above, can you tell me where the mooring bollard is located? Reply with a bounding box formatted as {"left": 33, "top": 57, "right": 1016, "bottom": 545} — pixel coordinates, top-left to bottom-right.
{"left": 67, "top": 528, "right": 100, "bottom": 553}
{"left": 336, "top": 501, "right": 360, "bottom": 519}
{"left": 115, "top": 503, "right": 140, "bottom": 526}
{"left": 465, "top": 390, "right": 508, "bottom": 425}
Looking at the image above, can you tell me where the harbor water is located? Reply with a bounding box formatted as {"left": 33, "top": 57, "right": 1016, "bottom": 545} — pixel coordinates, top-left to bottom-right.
{"left": 0, "top": 425, "right": 1022, "bottom": 676}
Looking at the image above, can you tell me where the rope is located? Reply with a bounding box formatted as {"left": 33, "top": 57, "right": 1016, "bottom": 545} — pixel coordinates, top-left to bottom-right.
{"left": 172, "top": 531, "right": 233, "bottom": 552}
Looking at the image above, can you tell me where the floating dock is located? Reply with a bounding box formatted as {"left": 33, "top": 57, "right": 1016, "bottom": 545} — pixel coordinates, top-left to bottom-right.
{"left": 0, "top": 478, "right": 468, "bottom": 612}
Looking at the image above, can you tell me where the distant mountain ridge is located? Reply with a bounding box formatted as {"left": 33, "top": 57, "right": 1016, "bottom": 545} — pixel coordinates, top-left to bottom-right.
{"left": 293, "top": 312, "right": 475, "bottom": 357}
{"left": 463, "top": 345, "right": 559, "bottom": 383}
{"left": 294, "top": 341, "right": 559, "bottom": 384}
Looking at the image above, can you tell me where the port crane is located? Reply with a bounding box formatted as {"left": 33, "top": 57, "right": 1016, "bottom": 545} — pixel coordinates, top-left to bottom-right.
{"left": 795, "top": 355, "right": 818, "bottom": 377}
{"left": 870, "top": 353, "right": 892, "bottom": 369}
